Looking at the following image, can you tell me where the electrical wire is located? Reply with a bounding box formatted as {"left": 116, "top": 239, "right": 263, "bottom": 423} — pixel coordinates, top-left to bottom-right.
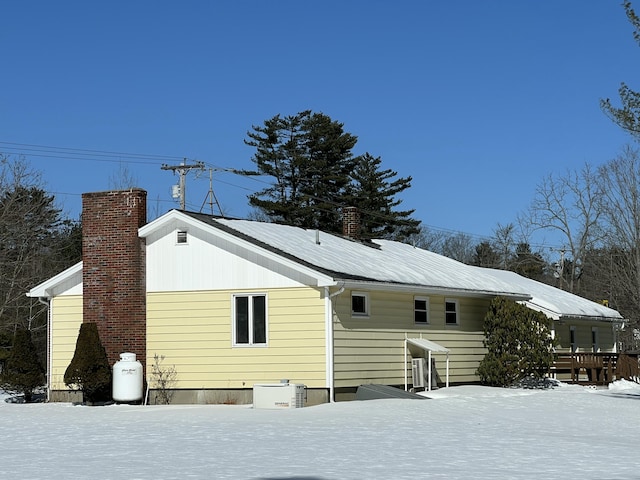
{"left": 1, "top": 140, "right": 563, "bottom": 251}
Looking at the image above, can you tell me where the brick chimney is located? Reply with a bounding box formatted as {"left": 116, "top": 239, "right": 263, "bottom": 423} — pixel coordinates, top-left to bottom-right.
{"left": 82, "top": 189, "right": 147, "bottom": 366}
{"left": 342, "top": 206, "right": 361, "bottom": 239}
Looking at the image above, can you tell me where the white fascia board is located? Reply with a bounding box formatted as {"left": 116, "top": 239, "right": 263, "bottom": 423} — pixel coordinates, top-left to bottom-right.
{"left": 338, "top": 279, "right": 531, "bottom": 300}
{"left": 27, "top": 261, "right": 83, "bottom": 298}
{"left": 139, "top": 211, "right": 336, "bottom": 288}
{"left": 520, "top": 300, "right": 627, "bottom": 324}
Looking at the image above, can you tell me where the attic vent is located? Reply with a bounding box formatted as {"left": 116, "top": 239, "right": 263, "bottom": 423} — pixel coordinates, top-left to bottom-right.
{"left": 176, "top": 230, "right": 188, "bottom": 244}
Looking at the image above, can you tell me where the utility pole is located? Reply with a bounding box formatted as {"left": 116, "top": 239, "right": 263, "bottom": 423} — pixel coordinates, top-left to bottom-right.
{"left": 161, "top": 159, "right": 205, "bottom": 210}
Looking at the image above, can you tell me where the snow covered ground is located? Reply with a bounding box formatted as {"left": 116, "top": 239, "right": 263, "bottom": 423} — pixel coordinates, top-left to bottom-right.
{"left": 2, "top": 381, "right": 639, "bottom": 480}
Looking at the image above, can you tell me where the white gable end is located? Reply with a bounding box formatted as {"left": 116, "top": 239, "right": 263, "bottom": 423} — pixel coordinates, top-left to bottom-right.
{"left": 144, "top": 218, "right": 325, "bottom": 292}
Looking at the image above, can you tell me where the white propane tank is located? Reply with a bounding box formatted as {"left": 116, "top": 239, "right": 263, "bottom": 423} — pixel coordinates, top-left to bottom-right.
{"left": 112, "top": 352, "right": 143, "bottom": 403}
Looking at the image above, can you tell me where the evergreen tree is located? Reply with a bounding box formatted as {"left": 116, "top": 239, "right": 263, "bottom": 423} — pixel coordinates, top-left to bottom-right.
{"left": 64, "top": 323, "right": 112, "bottom": 404}
{"left": 601, "top": 2, "right": 640, "bottom": 137}
{"left": 509, "top": 242, "right": 547, "bottom": 281}
{"left": 0, "top": 157, "right": 82, "bottom": 364}
{"left": 245, "top": 111, "right": 420, "bottom": 237}
{"left": 471, "top": 241, "right": 501, "bottom": 268}
{"left": 0, "top": 327, "right": 45, "bottom": 402}
{"left": 245, "top": 110, "right": 357, "bottom": 232}
{"left": 348, "top": 153, "right": 420, "bottom": 240}
{"left": 477, "top": 297, "right": 555, "bottom": 387}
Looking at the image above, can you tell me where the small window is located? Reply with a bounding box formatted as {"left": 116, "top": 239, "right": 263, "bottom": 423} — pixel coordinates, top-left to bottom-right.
{"left": 591, "top": 327, "right": 599, "bottom": 353}
{"left": 445, "top": 299, "right": 458, "bottom": 325}
{"left": 176, "top": 230, "right": 188, "bottom": 244}
{"left": 414, "top": 297, "right": 429, "bottom": 324}
{"left": 233, "top": 294, "right": 267, "bottom": 346}
{"left": 351, "top": 292, "right": 369, "bottom": 316}
{"left": 570, "top": 326, "right": 577, "bottom": 353}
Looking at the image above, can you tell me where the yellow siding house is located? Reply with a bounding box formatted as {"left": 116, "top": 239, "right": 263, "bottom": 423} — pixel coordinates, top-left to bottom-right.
{"left": 28, "top": 195, "right": 625, "bottom": 404}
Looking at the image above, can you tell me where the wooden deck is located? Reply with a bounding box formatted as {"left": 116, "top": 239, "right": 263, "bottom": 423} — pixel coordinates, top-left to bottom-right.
{"left": 550, "top": 353, "right": 639, "bottom": 385}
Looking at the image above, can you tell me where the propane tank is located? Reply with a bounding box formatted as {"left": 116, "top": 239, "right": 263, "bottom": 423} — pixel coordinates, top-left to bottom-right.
{"left": 112, "top": 352, "right": 143, "bottom": 403}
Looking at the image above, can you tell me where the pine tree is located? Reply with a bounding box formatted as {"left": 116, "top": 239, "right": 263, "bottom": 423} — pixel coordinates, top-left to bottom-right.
{"left": 601, "top": 1, "right": 640, "bottom": 137}
{"left": 471, "top": 241, "right": 501, "bottom": 268}
{"left": 0, "top": 327, "right": 45, "bottom": 402}
{"left": 348, "top": 153, "right": 420, "bottom": 240}
{"left": 477, "top": 297, "right": 555, "bottom": 387}
{"left": 245, "top": 111, "right": 358, "bottom": 232}
{"left": 509, "top": 242, "right": 547, "bottom": 281}
{"left": 64, "top": 323, "right": 112, "bottom": 404}
{"left": 245, "top": 111, "right": 420, "bottom": 237}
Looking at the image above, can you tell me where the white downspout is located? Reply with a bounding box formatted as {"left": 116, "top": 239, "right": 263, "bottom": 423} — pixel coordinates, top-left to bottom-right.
{"left": 325, "top": 285, "right": 344, "bottom": 403}
{"left": 38, "top": 296, "right": 51, "bottom": 402}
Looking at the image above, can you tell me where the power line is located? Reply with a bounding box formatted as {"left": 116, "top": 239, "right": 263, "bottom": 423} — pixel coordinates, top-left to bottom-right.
{"left": 0, "top": 141, "right": 183, "bottom": 163}
{"left": 1, "top": 140, "right": 564, "bottom": 251}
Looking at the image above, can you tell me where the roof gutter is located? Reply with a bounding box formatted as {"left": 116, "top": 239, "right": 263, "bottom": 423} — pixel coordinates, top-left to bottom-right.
{"left": 336, "top": 279, "right": 531, "bottom": 301}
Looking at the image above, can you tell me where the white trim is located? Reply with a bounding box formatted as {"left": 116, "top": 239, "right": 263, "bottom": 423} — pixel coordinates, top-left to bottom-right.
{"left": 27, "top": 262, "right": 83, "bottom": 298}
{"left": 414, "top": 296, "right": 429, "bottom": 324}
{"left": 445, "top": 298, "right": 459, "bottom": 325}
{"left": 351, "top": 291, "right": 369, "bottom": 317}
{"left": 231, "top": 292, "right": 268, "bottom": 347}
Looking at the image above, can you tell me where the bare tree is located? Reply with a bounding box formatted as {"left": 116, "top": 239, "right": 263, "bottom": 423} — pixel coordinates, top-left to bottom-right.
{"left": 0, "top": 156, "right": 80, "bottom": 359}
{"left": 492, "top": 223, "right": 517, "bottom": 269}
{"left": 108, "top": 163, "right": 139, "bottom": 190}
{"left": 440, "top": 232, "right": 476, "bottom": 264}
{"left": 524, "top": 164, "right": 604, "bottom": 293}
{"left": 597, "top": 146, "right": 640, "bottom": 323}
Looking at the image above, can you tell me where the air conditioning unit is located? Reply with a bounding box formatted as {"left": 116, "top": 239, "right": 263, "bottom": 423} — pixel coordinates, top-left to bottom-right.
{"left": 411, "top": 358, "right": 427, "bottom": 388}
{"left": 253, "top": 383, "right": 306, "bottom": 409}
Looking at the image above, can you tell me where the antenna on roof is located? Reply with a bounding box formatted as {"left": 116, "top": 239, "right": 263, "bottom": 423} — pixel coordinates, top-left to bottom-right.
{"left": 199, "top": 168, "right": 225, "bottom": 217}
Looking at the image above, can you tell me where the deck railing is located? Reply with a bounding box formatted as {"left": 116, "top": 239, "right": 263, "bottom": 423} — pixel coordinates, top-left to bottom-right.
{"left": 551, "top": 352, "right": 639, "bottom": 385}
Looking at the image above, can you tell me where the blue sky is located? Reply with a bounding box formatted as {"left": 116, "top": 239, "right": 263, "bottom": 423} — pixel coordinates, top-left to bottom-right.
{"left": 1, "top": 1, "right": 638, "bottom": 249}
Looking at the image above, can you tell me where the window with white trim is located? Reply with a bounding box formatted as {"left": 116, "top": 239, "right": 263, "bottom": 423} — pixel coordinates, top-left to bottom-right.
{"left": 351, "top": 292, "right": 369, "bottom": 317}
{"left": 233, "top": 294, "right": 267, "bottom": 346}
{"left": 414, "top": 296, "right": 429, "bottom": 324}
{"left": 445, "top": 299, "right": 459, "bottom": 325}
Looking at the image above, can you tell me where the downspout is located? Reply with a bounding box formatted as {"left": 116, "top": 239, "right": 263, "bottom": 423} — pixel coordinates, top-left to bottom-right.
{"left": 38, "top": 296, "right": 51, "bottom": 402}
{"left": 325, "top": 284, "right": 345, "bottom": 403}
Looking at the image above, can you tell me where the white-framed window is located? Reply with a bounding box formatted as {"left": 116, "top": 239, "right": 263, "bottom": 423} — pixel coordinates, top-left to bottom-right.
{"left": 591, "top": 327, "right": 599, "bottom": 353}
{"left": 351, "top": 292, "right": 369, "bottom": 317}
{"left": 176, "top": 230, "right": 188, "bottom": 244}
{"left": 233, "top": 294, "right": 267, "bottom": 346}
{"left": 570, "top": 326, "right": 577, "bottom": 352}
{"left": 414, "top": 296, "right": 429, "bottom": 324}
{"left": 445, "top": 299, "right": 459, "bottom": 325}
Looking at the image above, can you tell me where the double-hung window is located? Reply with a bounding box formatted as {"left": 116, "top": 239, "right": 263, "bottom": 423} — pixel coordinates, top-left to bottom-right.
{"left": 414, "top": 296, "right": 429, "bottom": 324}
{"left": 233, "top": 294, "right": 267, "bottom": 346}
{"left": 445, "top": 299, "right": 459, "bottom": 325}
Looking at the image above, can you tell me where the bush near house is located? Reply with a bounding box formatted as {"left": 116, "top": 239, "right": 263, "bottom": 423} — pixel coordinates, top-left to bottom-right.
{"left": 64, "top": 322, "right": 112, "bottom": 404}
{"left": 0, "top": 327, "right": 45, "bottom": 402}
{"left": 477, "top": 297, "right": 555, "bottom": 387}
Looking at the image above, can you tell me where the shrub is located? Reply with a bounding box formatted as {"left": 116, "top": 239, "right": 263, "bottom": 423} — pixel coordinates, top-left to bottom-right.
{"left": 149, "top": 353, "right": 177, "bottom": 405}
{"left": 0, "top": 327, "right": 45, "bottom": 402}
{"left": 477, "top": 296, "right": 555, "bottom": 387}
{"left": 64, "top": 323, "right": 112, "bottom": 404}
